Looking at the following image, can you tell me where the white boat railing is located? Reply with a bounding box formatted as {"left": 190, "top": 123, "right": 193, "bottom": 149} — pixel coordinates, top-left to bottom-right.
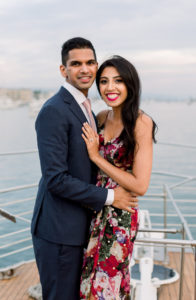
{"left": 0, "top": 149, "right": 37, "bottom": 156}
{"left": 158, "top": 142, "right": 196, "bottom": 149}
{"left": 0, "top": 140, "right": 195, "bottom": 157}
{"left": 0, "top": 142, "right": 195, "bottom": 300}
{"left": 0, "top": 183, "right": 37, "bottom": 194}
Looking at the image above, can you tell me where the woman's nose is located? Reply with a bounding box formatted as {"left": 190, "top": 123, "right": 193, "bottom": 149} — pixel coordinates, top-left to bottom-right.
{"left": 107, "top": 80, "right": 115, "bottom": 90}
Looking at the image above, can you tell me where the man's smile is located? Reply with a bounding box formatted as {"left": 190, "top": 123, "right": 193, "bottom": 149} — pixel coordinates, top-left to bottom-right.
{"left": 78, "top": 75, "right": 92, "bottom": 83}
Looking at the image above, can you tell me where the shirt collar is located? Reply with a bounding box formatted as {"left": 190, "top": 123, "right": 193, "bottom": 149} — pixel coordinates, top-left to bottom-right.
{"left": 63, "top": 81, "right": 87, "bottom": 105}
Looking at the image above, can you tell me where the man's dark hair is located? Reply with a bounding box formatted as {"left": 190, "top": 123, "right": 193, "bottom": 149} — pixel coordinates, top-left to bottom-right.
{"left": 61, "top": 37, "right": 97, "bottom": 65}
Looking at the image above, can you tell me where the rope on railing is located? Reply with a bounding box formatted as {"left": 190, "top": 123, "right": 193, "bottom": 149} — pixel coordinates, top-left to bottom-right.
{"left": 0, "top": 208, "right": 31, "bottom": 223}
{"left": 0, "top": 210, "right": 33, "bottom": 223}
{"left": 0, "top": 208, "right": 16, "bottom": 223}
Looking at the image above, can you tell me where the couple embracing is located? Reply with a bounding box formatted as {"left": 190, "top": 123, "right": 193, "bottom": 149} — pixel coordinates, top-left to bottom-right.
{"left": 31, "top": 37, "right": 156, "bottom": 300}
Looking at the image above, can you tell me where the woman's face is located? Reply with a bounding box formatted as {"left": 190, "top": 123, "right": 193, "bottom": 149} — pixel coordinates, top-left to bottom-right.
{"left": 99, "top": 66, "right": 128, "bottom": 108}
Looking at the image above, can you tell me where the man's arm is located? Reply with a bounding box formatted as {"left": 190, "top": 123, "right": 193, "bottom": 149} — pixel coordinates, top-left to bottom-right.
{"left": 36, "top": 104, "right": 107, "bottom": 212}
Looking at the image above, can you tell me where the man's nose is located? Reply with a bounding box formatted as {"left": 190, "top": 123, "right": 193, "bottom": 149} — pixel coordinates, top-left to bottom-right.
{"left": 80, "top": 64, "right": 88, "bottom": 73}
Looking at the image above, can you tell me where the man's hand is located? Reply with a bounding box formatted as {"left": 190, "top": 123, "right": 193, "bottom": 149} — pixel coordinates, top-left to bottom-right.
{"left": 113, "top": 186, "right": 138, "bottom": 213}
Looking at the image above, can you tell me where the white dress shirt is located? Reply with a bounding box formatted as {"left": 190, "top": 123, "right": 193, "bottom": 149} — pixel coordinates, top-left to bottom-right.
{"left": 63, "top": 81, "right": 114, "bottom": 206}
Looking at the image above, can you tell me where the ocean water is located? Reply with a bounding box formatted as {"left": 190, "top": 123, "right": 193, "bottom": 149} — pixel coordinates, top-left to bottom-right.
{"left": 0, "top": 99, "right": 195, "bottom": 269}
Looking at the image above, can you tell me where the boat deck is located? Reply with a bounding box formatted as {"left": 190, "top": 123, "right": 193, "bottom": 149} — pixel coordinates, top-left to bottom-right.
{"left": 0, "top": 252, "right": 194, "bottom": 300}
{"left": 159, "top": 252, "right": 195, "bottom": 300}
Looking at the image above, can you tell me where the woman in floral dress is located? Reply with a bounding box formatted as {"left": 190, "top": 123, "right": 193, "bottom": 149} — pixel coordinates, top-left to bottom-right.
{"left": 80, "top": 56, "right": 157, "bottom": 299}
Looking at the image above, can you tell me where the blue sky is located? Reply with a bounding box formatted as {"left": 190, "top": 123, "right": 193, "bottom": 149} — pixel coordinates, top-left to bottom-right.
{"left": 0, "top": 0, "right": 196, "bottom": 99}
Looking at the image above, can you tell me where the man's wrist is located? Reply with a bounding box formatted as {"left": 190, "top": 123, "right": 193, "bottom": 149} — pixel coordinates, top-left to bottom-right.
{"left": 105, "top": 189, "right": 114, "bottom": 205}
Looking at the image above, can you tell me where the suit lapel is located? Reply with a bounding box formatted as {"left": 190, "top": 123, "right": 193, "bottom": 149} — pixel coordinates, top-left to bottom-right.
{"left": 69, "top": 99, "right": 88, "bottom": 125}
{"left": 59, "top": 86, "right": 88, "bottom": 126}
{"left": 92, "top": 111, "right": 98, "bottom": 128}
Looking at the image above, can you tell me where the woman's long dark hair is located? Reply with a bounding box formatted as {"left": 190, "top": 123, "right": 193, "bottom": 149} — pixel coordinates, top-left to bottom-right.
{"left": 96, "top": 55, "right": 157, "bottom": 160}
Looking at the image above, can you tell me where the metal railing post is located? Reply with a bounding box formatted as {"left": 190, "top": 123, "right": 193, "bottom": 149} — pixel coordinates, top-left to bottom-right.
{"left": 195, "top": 246, "right": 196, "bottom": 300}
{"left": 179, "top": 225, "right": 185, "bottom": 300}
{"left": 163, "top": 185, "right": 168, "bottom": 263}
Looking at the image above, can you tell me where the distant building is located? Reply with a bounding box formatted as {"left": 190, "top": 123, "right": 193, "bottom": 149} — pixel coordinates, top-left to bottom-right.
{"left": 0, "top": 88, "right": 33, "bottom": 103}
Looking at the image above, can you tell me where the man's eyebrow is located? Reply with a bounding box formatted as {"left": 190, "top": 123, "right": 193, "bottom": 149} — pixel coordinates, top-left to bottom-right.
{"left": 69, "top": 59, "right": 96, "bottom": 65}
{"left": 69, "top": 60, "right": 81, "bottom": 64}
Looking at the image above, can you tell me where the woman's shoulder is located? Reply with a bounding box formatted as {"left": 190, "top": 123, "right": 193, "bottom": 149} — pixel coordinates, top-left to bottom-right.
{"left": 136, "top": 110, "right": 153, "bottom": 132}
{"left": 96, "top": 109, "right": 110, "bottom": 127}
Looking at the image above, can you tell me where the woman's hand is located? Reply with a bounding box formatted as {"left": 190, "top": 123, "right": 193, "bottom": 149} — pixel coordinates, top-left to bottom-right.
{"left": 82, "top": 122, "right": 100, "bottom": 161}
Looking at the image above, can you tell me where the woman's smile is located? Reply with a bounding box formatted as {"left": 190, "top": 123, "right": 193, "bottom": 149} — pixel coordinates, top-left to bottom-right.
{"left": 106, "top": 93, "right": 119, "bottom": 101}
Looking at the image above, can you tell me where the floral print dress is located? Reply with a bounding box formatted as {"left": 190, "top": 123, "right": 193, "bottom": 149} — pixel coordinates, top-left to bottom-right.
{"left": 80, "top": 127, "right": 139, "bottom": 300}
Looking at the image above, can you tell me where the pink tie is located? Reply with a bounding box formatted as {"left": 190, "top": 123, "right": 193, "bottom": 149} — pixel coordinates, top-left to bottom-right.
{"left": 82, "top": 99, "right": 97, "bottom": 132}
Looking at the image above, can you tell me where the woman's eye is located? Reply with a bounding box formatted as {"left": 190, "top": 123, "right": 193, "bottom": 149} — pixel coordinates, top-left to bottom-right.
{"left": 100, "top": 80, "right": 107, "bottom": 84}
{"left": 115, "top": 79, "right": 123, "bottom": 83}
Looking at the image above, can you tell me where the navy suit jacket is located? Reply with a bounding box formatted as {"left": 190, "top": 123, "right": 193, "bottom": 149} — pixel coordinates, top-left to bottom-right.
{"left": 31, "top": 86, "right": 107, "bottom": 246}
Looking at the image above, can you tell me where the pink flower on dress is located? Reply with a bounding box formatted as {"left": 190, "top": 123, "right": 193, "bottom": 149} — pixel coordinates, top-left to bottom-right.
{"left": 105, "top": 144, "right": 116, "bottom": 155}
{"left": 110, "top": 241, "right": 124, "bottom": 262}
{"left": 109, "top": 272, "right": 122, "bottom": 298}
{"left": 109, "top": 218, "right": 118, "bottom": 227}
{"left": 93, "top": 270, "right": 109, "bottom": 291}
{"left": 86, "top": 236, "right": 98, "bottom": 257}
{"left": 105, "top": 179, "right": 116, "bottom": 189}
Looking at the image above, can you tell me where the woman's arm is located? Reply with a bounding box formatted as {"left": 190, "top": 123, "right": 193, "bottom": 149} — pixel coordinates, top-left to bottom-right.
{"left": 82, "top": 113, "right": 153, "bottom": 196}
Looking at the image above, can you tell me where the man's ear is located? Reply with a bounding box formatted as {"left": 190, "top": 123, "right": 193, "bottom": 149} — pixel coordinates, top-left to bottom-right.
{"left": 60, "top": 64, "right": 67, "bottom": 79}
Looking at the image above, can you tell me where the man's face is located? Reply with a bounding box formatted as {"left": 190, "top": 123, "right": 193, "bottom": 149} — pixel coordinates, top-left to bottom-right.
{"left": 60, "top": 48, "right": 98, "bottom": 96}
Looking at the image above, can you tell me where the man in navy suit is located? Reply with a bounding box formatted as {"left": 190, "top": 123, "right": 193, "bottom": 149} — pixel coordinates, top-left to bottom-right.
{"left": 31, "top": 37, "right": 138, "bottom": 300}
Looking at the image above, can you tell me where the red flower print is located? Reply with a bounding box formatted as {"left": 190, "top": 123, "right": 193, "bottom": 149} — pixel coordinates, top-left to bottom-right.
{"left": 99, "top": 255, "right": 119, "bottom": 277}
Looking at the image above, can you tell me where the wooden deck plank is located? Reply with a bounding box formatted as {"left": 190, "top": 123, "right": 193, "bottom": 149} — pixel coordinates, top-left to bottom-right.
{"left": 158, "top": 252, "right": 195, "bottom": 300}
{"left": 172, "top": 252, "right": 194, "bottom": 300}
{"left": 0, "top": 252, "right": 194, "bottom": 300}
{"left": 168, "top": 251, "right": 180, "bottom": 298}
{"left": 0, "top": 262, "right": 39, "bottom": 300}
{"left": 182, "top": 253, "right": 194, "bottom": 300}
